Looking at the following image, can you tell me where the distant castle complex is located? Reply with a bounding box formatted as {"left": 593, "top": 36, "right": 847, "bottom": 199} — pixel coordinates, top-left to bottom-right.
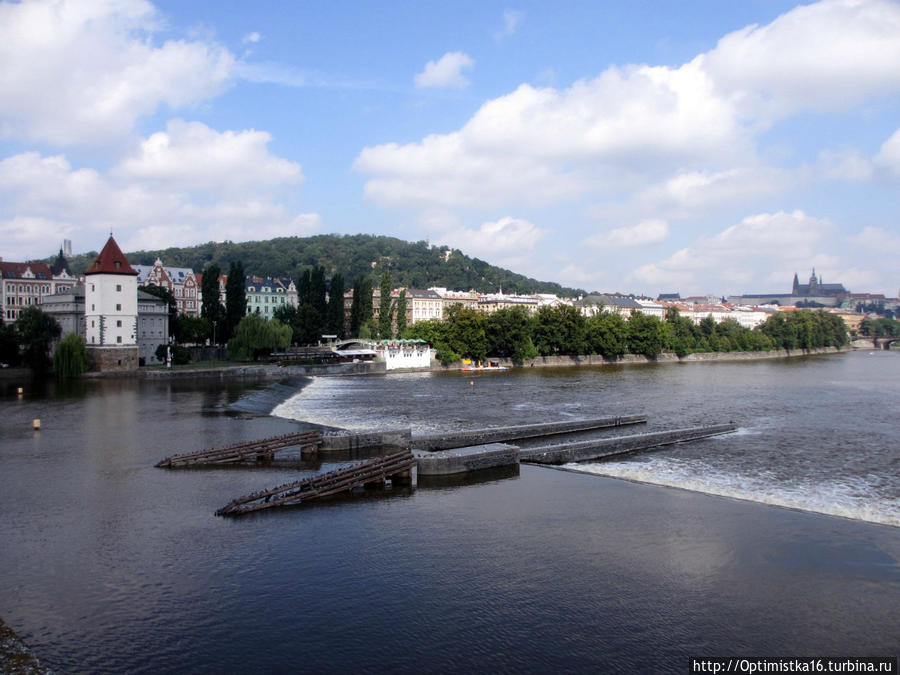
{"left": 728, "top": 270, "right": 849, "bottom": 307}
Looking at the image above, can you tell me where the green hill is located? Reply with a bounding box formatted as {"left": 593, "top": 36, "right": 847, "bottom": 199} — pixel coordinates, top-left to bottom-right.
{"left": 61, "top": 234, "right": 586, "bottom": 297}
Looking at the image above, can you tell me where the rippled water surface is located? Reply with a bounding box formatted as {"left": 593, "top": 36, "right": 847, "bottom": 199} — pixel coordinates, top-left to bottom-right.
{"left": 275, "top": 351, "right": 900, "bottom": 526}
{"left": 1, "top": 352, "right": 898, "bottom": 673}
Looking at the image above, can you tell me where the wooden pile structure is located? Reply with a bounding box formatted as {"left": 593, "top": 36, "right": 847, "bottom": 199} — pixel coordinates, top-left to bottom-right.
{"left": 155, "top": 430, "right": 322, "bottom": 468}
{"left": 216, "top": 451, "right": 416, "bottom": 516}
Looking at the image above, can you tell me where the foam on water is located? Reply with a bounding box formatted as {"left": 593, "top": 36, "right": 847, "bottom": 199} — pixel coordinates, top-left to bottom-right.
{"left": 570, "top": 456, "right": 900, "bottom": 528}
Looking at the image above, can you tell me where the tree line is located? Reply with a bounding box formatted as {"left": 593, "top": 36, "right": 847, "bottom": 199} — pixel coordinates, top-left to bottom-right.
{"left": 403, "top": 305, "right": 849, "bottom": 364}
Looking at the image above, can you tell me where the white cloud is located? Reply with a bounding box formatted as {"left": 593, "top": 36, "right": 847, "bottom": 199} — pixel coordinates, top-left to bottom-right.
{"left": 414, "top": 52, "right": 474, "bottom": 89}
{"left": 242, "top": 31, "right": 262, "bottom": 44}
{"left": 818, "top": 149, "right": 874, "bottom": 182}
{"left": 702, "top": 0, "right": 900, "bottom": 120}
{"left": 874, "top": 128, "right": 900, "bottom": 178}
{"left": 433, "top": 216, "right": 546, "bottom": 268}
{"left": 0, "top": 145, "right": 318, "bottom": 259}
{"left": 358, "top": 0, "right": 900, "bottom": 214}
{"left": 116, "top": 119, "right": 303, "bottom": 192}
{"left": 495, "top": 9, "right": 524, "bottom": 40}
{"left": 0, "top": 0, "right": 234, "bottom": 146}
{"left": 586, "top": 219, "right": 669, "bottom": 248}
{"left": 629, "top": 210, "right": 835, "bottom": 293}
{"left": 850, "top": 226, "right": 900, "bottom": 253}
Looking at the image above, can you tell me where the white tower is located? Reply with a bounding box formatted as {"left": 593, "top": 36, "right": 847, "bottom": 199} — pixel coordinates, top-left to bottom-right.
{"left": 84, "top": 236, "right": 139, "bottom": 370}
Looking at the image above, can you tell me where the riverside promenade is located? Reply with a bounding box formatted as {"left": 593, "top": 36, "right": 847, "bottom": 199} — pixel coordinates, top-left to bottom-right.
{"left": 124, "top": 345, "right": 853, "bottom": 381}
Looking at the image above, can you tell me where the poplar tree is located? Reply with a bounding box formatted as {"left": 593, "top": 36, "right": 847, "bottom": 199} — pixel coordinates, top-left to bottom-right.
{"left": 378, "top": 271, "right": 393, "bottom": 339}
{"left": 396, "top": 289, "right": 407, "bottom": 337}
{"left": 224, "top": 261, "right": 247, "bottom": 343}
{"left": 326, "top": 273, "right": 345, "bottom": 338}
{"left": 201, "top": 263, "right": 224, "bottom": 342}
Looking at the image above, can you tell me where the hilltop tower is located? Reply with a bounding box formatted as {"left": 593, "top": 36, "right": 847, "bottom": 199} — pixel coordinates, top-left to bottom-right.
{"left": 84, "top": 236, "right": 139, "bottom": 371}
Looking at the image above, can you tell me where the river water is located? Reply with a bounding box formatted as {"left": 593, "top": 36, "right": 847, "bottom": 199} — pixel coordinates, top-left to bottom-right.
{"left": 1, "top": 351, "right": 898, "bottom": 673}
{"left": 275, "top": 350, "right": 900, "bottom": 527}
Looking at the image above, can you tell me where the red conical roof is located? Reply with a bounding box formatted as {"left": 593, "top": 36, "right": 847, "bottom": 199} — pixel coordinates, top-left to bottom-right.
{"left": 85, "top": 236, "right": 137, "bottom": 276}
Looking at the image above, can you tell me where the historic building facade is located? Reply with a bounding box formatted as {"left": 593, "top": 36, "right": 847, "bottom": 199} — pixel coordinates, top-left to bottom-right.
{"left": 133, "top": 258, "right": 200, "bottom": 316}
{"left": 1, "top": 248, "right": 77, "bottom": 321}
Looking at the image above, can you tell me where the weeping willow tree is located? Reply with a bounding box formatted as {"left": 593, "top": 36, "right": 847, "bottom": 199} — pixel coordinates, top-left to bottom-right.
{"left": 53, "top": 333, "right": 90, "bottom": 377}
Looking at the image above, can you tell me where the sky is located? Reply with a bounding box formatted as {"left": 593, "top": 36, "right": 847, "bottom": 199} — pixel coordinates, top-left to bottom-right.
{"left": 1, "top": 0, "right": 899, "bottom": 297}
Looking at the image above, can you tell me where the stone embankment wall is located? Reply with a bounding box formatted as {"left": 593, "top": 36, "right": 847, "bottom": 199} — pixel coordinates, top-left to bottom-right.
{"left": 434, "top": 345, "right": 852, "bottom": 372}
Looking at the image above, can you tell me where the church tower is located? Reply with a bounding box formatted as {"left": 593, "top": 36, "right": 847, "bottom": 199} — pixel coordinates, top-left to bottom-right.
{"left": 808, "top": 268, "right": 819, "bottom": 294}
{"left": 792, "top": 273, "right": 800, "bottom": 295}
{"left": 85, "top": 236, "right": 139, "bottom": 371}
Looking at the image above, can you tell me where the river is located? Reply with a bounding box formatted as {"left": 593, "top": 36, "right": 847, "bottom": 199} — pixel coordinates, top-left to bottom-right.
{"left": 0, "top": 350, "right": 897, "bottom": 673}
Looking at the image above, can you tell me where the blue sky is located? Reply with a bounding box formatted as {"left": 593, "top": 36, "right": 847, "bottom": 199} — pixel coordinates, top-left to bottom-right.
{"left": 2, "top": 0, "right": 899, "bottom": 296}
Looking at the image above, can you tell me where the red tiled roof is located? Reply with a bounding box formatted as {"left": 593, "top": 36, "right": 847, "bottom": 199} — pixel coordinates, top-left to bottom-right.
{"left": 85, "top": 236, "right": 137, "bottom": 276}
{"left": 0, "top": 261, "right": 54, "bottom": 280}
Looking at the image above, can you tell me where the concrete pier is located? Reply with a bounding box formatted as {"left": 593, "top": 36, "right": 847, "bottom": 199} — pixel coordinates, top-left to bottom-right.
{"left": 412, "top": 415, "right": 646, "bottom": 452}
{"left": 415, "top": 443, "right": 520, "bottom": 476}
{"left": 320, "top": 428, "right": 412, "bottom": 452}
{"left": 520, "top": 424, "right": 737, "bottom": 465}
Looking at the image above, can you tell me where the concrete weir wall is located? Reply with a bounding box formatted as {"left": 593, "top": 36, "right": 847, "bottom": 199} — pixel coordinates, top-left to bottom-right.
{"left": 415, "top": 443, "right": 520, "bottom": 476}
{"left": 320, "top": 428, "right": 412, "bottom": 452}
{"left": 412, "top": 415, "right": 646, "bottom": 452}
{"left": 520, "top": 424, "right": 738, "bottom": 465}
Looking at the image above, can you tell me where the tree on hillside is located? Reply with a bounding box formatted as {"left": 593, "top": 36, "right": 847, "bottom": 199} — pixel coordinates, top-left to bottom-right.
{"left": 378, "top": 271, "right": 393, "bottom": 339}
{"left": 297, "top": 268, "right": 312, "bottom": 306}
{"left": 224, "top": 261, "right": 247, "bottom": 343}
{"left": 201, "top": 263, "right": 224, "bottom": 343}
{"left": 326, "top": 273, "right": 345, "bottom": 338}
{"left": 14, "top": 307, "right": 61, "bottom": 373}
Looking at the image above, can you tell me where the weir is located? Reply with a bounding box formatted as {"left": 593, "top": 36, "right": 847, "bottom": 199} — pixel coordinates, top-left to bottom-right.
{"left": 411, "top": 415, "right": 647, "bottom": 452}
{"left": 216, "top": 451, "right": 416, "bottom": 516}
{"left": 519, "top": 424, "right": 738, "bottom": 465}
{"left": 155, "top": 430, "right": 323, "bottom": 468}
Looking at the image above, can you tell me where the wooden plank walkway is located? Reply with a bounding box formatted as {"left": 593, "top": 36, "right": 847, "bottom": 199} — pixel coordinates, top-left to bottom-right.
{"left": 155, "top": 430, "right": 322, "bottom": 468}
{"left": 216, "top": 451, "right": 416, "bottom": 516}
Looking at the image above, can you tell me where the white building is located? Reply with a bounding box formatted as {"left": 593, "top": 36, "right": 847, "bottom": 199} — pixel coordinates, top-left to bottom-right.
{"left": 84, "top": 236, "right": 140, "bottom": 371}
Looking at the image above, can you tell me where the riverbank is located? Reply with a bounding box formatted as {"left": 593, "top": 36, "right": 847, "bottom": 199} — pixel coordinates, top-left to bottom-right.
{"left": 0, "top": 618, "right": 49, "bottom": 674}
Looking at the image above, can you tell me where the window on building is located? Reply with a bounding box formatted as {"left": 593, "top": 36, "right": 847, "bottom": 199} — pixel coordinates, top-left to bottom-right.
{"left": 117, "top": 336, "right": 122, "bottom": 343}
{"left": 116, "top": 304, "right": 122, "bottom": 311}
{"left": 116, "top": 284, "right": 122, "bottom": 292}
{"left": 91, "top": 304, "right": 95, "bottom": 311}
{"left": 116, "top": 320, "right": 122, "bottom": 327}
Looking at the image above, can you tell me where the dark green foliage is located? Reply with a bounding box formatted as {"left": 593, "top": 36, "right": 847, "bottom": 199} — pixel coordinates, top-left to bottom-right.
{"left": 61, "top": 234, "right": 585, "bottom": 298}
{"left": 532, "top": 305, "right": 587, "bottom": 356}
{"left": 311, "top": 266, "right": 327, "bottom": 319}
{"left": 378, "top": 271, "right": 393, "bottom": 339}
{"left": 0, "top": 320, "right": 19, "bottom": 366}
{"left": 326, "top": 273, "right": 345, "bottom": 338}
{"left": 297, "top": 269, "right": 312, "bottom": 305}
{"left": 200, "top": 263, "right": 224, "bottom": 341}
{"left": 444, "top": 306, "right": 488, "bottom": 361}
{"left": 349, "top": 276, "right": 373, "bottom": 338}
{"left": 14, "top": 307, "right": 61, "bottom": 373}
{"left": 179, "top": 315, "right": 210, "bottom": 344}
{"left": 228, "top": 314, "right": 292, "bottom": 360}
{"left": 224, "top": 261, "right": 247, "bottom": 343}
{"left": 53, "top": 333, "right": 90, "bottom": 377}
{"left": 172, "top": 345, "right": 191, "bottom": 365}
{"left": 293, "top": 304, "right": 322, "bottom": 345}
{"left": 485, "top": 307, "right": 537, "bottom": 361}
{"left": 395, "top": 290, "right": 407, "bottom": 338}
{"left": 664, "top": 306, "right": 700, "bottom": 357}
{"left": 585, "top": 312, "right": 628, "bottom": 358}
{"left": 626, "top": 312, "right": 664, "bottom": 358}
{"left": 759, "top": 310, "right": 847, "bottom": 350}
{"left": 272, "top": 304, "right": 297, "bottom": 327}
{"left": 859, "top": 317, "right": 900, "bottom": 337}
